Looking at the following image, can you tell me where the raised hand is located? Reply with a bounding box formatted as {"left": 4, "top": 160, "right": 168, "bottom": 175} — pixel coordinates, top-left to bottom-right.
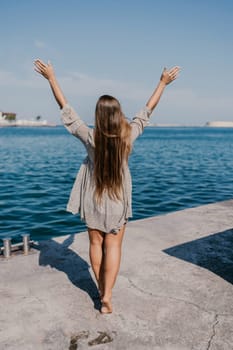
{"left": 146, "top": 65, "right": 180, "bottom": 111}
{"left": 34, "top": 58, "right": 66, "bottom": 108}
{"left": 160, "top": 66, "right": 180, "bottom": 85}
{"left": 34, "top": 59, "right": 55, "bottom": 81}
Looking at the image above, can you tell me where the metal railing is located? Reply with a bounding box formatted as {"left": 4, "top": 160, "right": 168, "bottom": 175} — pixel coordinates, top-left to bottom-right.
{"left": 0, "top": 234, "right": 35, "bottom": 258}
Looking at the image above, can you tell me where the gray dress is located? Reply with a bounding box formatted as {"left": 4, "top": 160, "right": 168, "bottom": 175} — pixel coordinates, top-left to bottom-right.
{"left": 61, "top": 104, "right": 152, "bottom": 233}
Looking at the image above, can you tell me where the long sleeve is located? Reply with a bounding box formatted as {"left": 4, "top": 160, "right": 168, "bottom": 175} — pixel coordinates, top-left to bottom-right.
{"left": 130, "top": 106, "right": 152, "bottom": 142}
{"left": 61, "top": 104, "right": 91, "bottom": 144}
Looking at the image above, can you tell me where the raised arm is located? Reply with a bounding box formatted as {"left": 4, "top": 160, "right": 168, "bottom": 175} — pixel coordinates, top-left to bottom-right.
{"left": 131, "top": 66, "right": 180, "bottom": 142}
{"left": 146, "top": 66, "right": 180, "bottom": 111}
{"left": 34, "top": 59, "right": 67, "bottom": 109}
{"left": 34, "top": 59, "right": 91, "bottom": 144}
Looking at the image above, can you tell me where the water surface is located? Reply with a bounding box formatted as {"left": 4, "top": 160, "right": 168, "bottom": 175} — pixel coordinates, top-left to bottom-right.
{"left": 1, "top": 126, "right": 233, "bottom": 243}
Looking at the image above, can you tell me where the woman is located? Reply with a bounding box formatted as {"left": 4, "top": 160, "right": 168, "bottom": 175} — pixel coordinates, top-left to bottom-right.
{"left": 34, "top": 59, "right": 180, "bottom": 313}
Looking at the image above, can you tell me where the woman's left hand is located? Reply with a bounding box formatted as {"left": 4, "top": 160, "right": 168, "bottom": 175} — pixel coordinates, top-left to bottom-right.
{"left": 160, "top": 66, "right": 180, "bottom": 85}
{"left": 34, "top": 59, "right": 67, "bottom": 108}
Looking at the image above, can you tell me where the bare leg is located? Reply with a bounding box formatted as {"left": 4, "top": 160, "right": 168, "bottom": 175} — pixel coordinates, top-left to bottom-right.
{"left": 101, "top": 225, "right": 125, "bottom": 314}
{"left": 88, "top": 229, "right": 105, "bottom": 297}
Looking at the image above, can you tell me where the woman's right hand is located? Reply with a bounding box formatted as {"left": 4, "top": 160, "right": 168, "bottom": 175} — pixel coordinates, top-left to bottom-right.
{"left": 34, "top": 59, "right": 55, "bottom": 81}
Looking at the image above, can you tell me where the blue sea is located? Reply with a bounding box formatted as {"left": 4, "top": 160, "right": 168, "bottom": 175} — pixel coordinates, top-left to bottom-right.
{"left": 1, "top": 126, "right": 233, "bottom": 245}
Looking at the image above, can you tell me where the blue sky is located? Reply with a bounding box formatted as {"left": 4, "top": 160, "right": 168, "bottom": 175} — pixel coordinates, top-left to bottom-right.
{"left": 0, "top": 0, "right": 232, "bottom": 125}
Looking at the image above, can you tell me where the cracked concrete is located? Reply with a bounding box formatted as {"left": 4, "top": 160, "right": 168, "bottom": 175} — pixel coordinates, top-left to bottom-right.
{"left": 207, "top": 315, "right": 219, "bottom": 350}
{"left": 0, "top": 199, "right": 233, "bottom": 349}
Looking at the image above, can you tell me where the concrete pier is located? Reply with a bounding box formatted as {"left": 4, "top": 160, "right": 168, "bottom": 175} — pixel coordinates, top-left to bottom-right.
{"left": 1, "top": 200, "right": 233, "bottom": 349}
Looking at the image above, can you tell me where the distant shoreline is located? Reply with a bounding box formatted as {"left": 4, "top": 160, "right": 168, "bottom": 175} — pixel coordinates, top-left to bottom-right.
{"left": 149, "top": 121, "right": 233, "bottom": 128}
{"left": 205, "top": 121, "right": 233, "bottom": 128}
{"left": 0, "top": 120, "right": 56, "bottom": 127}
{"left": 1, "top": 121, "right": 233, "bottom": 128}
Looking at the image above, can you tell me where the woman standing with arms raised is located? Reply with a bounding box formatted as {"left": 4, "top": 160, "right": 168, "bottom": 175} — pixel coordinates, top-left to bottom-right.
{"left": 34, "top": 59, "right": 180, "bottom": 313}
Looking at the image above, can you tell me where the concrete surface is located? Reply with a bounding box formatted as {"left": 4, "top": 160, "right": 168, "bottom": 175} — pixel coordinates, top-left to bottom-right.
{"left": 0, "top": 200, "right": 233, "bottom": 350}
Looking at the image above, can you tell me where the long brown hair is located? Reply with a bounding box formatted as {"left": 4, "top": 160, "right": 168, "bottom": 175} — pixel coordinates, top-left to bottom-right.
{"left": 94, "top": 95, "right": 131, "bottom": 202}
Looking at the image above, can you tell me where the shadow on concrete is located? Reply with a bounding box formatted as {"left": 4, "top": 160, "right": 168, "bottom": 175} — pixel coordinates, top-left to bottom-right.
{"left": 33, "top": 234, "right": 101, "bottom": 310}
{"left": 163, "top": 228, "right": 233, "bottom": 284}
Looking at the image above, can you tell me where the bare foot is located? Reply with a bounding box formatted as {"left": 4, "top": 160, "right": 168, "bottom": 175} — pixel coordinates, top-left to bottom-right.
{"left": 101, "top": 300, "right": 112, "bottom": 314}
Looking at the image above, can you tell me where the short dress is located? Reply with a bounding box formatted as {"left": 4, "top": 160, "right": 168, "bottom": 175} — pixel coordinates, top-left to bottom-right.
{"left": 61, "top": 104, "right": 152, "bottom": 234}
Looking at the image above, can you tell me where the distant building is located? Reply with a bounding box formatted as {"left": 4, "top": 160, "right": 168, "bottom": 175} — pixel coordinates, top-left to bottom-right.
{"left": 206, "top": 121, "right": 233, "bottom": 128}
{"left": 0, "top": 111, "right": 17, "bottom": 126}
{"left": 2, "top": 112, "right": 17, "bottom": 121}
{"left": 0, "top": 110, "right": 56, "bottom": 127}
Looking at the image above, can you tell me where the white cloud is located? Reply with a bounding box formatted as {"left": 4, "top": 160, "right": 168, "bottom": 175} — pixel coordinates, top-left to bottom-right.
{"left": 0, "top": 69, "right": 233, "bottom": 125}
{"left": 0, "top": 69, "right": 149, "bottom": 100}
{"left": 154, "top": 88, "right": 233, "bottom": 124}
{"left": 59, "top": 71, "right": 151, "bottom": 101}
{"left": 0, "top": 69, "right": 44, "bottom": 88}
{"left": 0, "top": 70, "right": 15, "bottom": 85}
{"left": 34, "top": 40, "right": 46, "bottom": 48}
